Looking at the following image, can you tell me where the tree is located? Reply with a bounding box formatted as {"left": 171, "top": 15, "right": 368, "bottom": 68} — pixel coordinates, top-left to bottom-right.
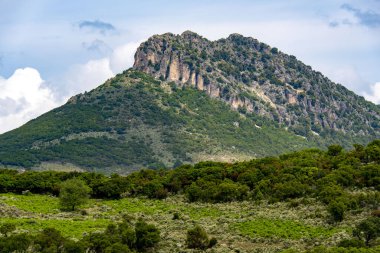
{"left": 59, "top": 178, "right": 91, "bottom": 211}
{"left": 353, "top": 217, "right": 380, "bottom": 246}
{"left": 327, "top": 145, "right": 343, "bottom": 156}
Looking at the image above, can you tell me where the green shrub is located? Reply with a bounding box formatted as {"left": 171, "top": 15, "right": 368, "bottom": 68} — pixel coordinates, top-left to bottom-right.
{"left": 328, "top": 200, "right": 346, "bottom": 222}
{"left": 0, "top": 223, "right": 16, "bottom": 237}
{"left": 135, "top": 219, "right": 160, "bottom": 251}
{"left": 186, "top": 225, "right": 210, "bottom": 250}
{"left": 353, "top": 217, "right": 380, "bottom": 246}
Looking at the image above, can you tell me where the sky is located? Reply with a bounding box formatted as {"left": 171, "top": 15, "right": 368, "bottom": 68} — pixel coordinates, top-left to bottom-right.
{"left": 0, "top": 0, "right": 379, "bottom": 133}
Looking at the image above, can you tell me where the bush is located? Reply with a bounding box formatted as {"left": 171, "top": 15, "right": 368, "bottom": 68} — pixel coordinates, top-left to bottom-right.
{"left": 186, "top": 225, "right": 211, "bottom": 250}
{"left": 135, "top": 219, "right": 160, "bottom": 251}
{"left": 353, "top": 217, "right": 380, "bottom": 246}
{"left": 0, "top": 223, "right": 16, "bottom": 237}
{"left": 172, "top": 212, "right": 180, "bottom": 220}
{"left": 328, "top": 200, "right": 346, "bottom": 222}
{"left": 338, "top": 238, "right": 365, "bottom": 248}
{"left": 105, "top": 242, "right": 132, "bottom": 253}
{"left": 0, "top": 233, "right": 32, "bottom": 253}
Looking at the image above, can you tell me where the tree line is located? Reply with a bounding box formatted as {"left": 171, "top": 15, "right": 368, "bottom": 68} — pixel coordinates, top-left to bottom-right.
{"left": 0, "top": 141, "right": 379, "bottom": 217}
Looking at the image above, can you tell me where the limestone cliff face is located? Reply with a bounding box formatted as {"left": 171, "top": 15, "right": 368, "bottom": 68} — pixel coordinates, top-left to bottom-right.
{"left": 133, "top": 31, "right": 380, "bottom": 137}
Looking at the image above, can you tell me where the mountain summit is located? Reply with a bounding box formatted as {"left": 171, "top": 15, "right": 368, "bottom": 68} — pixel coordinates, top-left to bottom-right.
{"left": 0, "top": 31, "right": 379, "bottom": 172}
{"left": 134, "top": 31, "right": 380, "bottom": 138}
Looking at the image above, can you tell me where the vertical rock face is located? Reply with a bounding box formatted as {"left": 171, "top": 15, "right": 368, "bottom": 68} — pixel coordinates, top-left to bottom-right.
{"left": 196, "top": 74, "right": 204, "bottom": 90}
{"left": 190, "top": 72, "right": 196, "bottom": 86}
{"left": 133, "top": 31, "right": 380, "bottom": 137}
{"left": 168, "top": 55, "right": 180, "bottom": 81}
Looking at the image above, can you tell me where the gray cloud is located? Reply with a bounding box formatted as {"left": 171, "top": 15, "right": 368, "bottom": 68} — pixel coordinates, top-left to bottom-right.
{"left": 82, "top": 39, "right": 112, "bottom": 54}
{"left": 78, "top": 20, "right": 116, "bottom": 34}
{"left": 341, "top": 3, "right": 380, "bottom": 28}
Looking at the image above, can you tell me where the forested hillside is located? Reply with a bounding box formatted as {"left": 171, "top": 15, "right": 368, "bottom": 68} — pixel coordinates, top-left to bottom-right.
{"left": 0, "top": 70, "right": 317, "bottom": 171}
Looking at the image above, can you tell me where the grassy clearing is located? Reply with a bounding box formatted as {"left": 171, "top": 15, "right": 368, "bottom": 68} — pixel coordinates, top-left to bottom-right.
{"left": 0, "top": 217, "right": 109, "bottom": 238}
{"left": 0, "top": 193, "right": 370, "bottom": 252}
{"left": 0, "top": 193, "right": 60, "bottom": 214}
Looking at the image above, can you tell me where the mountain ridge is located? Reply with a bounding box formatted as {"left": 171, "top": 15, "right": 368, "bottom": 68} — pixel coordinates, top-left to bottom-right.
{"left": 0, "top": 31, "right": 379, "bottom": 172}
{"left": 133, "top": 31, "right": 380, "bottom": 138}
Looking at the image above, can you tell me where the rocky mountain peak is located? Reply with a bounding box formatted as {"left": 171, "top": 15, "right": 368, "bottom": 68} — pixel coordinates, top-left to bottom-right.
{"left": 133, "top": 31, "right": 380, "bottom": 138}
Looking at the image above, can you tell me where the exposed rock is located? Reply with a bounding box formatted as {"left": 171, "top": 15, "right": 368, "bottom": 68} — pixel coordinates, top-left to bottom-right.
{"left": 196, "top": 74, "right": 204, "bottom": 90}
{"left": 133, "top": 31, "right": 380, "bottom": 136}
{"left": 168, "top": 54, "right": 180, "bottom": 81}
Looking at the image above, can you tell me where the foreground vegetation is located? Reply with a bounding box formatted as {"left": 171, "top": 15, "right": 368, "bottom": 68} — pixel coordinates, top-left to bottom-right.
{"left": 0, "top": 141, "right": 379, "bottom": 252}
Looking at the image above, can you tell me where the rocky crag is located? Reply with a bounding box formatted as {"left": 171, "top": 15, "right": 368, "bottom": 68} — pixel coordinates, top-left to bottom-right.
{"left": 134, "top": 31, "right": 380, "bottom": 138}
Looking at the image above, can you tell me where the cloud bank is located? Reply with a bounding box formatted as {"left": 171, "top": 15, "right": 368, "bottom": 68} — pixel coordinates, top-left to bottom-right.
{"left": 63, "top": 41, "right": 140, "bottom": 96}
{"left": 0, "top": 68, "right": 59, "bottom": 133}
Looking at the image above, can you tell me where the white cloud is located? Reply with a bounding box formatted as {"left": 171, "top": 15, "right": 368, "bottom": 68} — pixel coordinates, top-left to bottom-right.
{"left": 63, "top": 42, "right": 141, "bottom": 96}
{"left": 364, "top": 82, "right": 380, "bottom": 104}
{"left": 0, "top": 41, "right": 140, "bottom": 134}
{"left": 65, "top": 58, "right": 114, "bottom": 95}
{"left": 110, "top": 42, "right": 141, "bottom": 74}
{"left": 0, "top": 68, "right": 59, "bottom": 134}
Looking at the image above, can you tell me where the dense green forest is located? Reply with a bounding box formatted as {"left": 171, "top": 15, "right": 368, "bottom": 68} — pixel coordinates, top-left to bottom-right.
{"left": 0, "top": 141, "right": 379, "bottom": 252}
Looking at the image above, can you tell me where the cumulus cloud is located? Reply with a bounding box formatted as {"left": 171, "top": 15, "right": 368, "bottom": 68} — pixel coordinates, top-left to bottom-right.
{"left": 0, "top": 41, "right": 140, "bottom": 134}
{"left": 364, "top": 82, "right": 380, "bottom": 104}
{"left": 0, "top": 68, "right": 59, "bottom": 133}
{"left": 109, "top": 42, "right": 141, "bottom": 74}
{"left": 78, "top": 20, "right": 116, "bottom": 35}
{"left": 64, "top": 58, "right": 114, "bottom": 95}
{"left": 62, "top": 41, "right": 140, "bottom": 96}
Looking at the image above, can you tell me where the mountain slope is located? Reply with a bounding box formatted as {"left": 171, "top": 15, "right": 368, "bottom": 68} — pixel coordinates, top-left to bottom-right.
{"left": 0, "top": 70, "right": 314, "bottom": 171}
{"left": 134, "top": 31, "right": 380, "bottom": 140}
{"left": 0, "top": 31, "right": 379, "bottom": 172}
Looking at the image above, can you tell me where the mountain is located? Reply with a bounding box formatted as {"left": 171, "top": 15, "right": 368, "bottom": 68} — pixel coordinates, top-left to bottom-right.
{"left": 134, "top": 31, "right": 380, "bottom": 138}
{"left": 0, "top": 31, "right": 379, "bottom": 172}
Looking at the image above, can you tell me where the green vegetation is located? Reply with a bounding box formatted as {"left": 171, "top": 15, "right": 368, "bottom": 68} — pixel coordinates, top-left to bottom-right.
{"left": 353, "top": 217, "right": 380, "bottom": 246}
{"left": 233, "top": 218, "right": 338, "bottom": 239}
{"left": 186, "top": 225, "right": 216, "bottom": 249}
{"left": 59, "top": 178, "right": 91, "bottom": 211}
{"left": 0, "top": 142, "right": 379, "bottom": 251}
{"left": 0, "top": 219, "right": 160, "bottom": 253}
{"left": 0, "top": 69, "right": 377, "bottom": 172}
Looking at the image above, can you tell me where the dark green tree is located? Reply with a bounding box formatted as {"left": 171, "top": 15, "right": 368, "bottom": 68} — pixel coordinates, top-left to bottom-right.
{"left": 135, "top": 219, "right": 160, "bottom": 251}
{"left": 353, "top": 217, "right": 380, "bottom": 246}
{"left": 327, "top": 145, "right": 343, "bottom": 156}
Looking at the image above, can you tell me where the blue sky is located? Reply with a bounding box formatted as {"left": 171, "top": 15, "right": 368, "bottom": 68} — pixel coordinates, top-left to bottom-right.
{"left": 0, "top": 0, "right": 379, "bottom": 133}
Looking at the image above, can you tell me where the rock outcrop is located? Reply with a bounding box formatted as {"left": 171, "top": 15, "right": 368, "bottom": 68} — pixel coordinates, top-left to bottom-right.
{"left": 133, "top": 31, "right": 380, "bottom": 137}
